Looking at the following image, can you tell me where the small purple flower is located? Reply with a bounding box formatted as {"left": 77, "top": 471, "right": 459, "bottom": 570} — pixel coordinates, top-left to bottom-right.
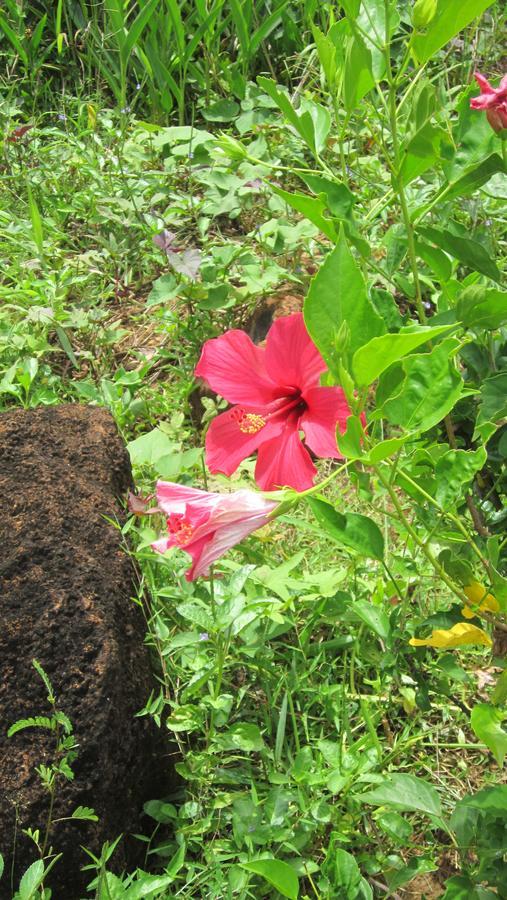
{"left": 121, "top": 106, "right": 131, "bottom": 114}
{"left": 58, "top": 113, "right": 66, "bottom": 121}
{"left": 136, "top": 83, "right": 141, "bottom": 91}
{"left": 188, "top": 151, "right": 194, "bottom": 159}
{"left": 199, "top": 632, "right": 209, "bottom": 642}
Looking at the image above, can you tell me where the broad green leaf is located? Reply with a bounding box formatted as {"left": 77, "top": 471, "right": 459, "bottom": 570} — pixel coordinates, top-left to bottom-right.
{"left": 442, "top": 153, "right": 505, "bottom": 202}
{"left": 367, "top": 437, "right": 409, "bottom": 463}
{"left": 308, "top": 497, "right": 384, "bottom": 560}
{"left": 415, "top": 238, "right": 453, "bottom": 283}
{"left": 400, "top": 123, "right": 447, "bottom": 185}
{"left": 313, "top": 25, "right": 340, "bottom": 87}
{"left": 417, "top": 225, "right": 501, "bottom": 283}
{"left": 435, "top": 447, "right": 487, "bottom": 509}
{"left": 241, "top": 859, "right": 299, "bottom": 899}
{"left": 328, "top": 849, "right": 362, "bottom": 898}
{"left": 358, "top": 774, "right": 442, "bottom": 817}
{"left": 441, "top": 876, "right": 497, "bottom": 899}
{"left": 299, "top": 173, "right": 355, "bottom": 219}
{"left": 352, "top": 599, "right": 391, "bottom": 641}
{"left": 470, "top": 703, "right": 507, "bottom": 766}
{"left": 352, "top": 324, "right": 455, "bottom": 386}
{"left": 474, "top": 373, "right": 507, "bottom": 442}
{"left": 412, "top": 0, "right": 495, "bottom": 63}
{"left": 379, "top": 338, "right": 463, "bottom": 432}
{"left": 336, "top": 414, "right": 364, "bottom": 459}
{"left": 343, "top": 32, "right": 375, "bottom": 112}
{"left": 388, "top": 856, "right": 438, "bottom": 891}
{"left": 271, "top": 186, "right": 337, "bottom": 240}
{"left": 492, "top": 670, "right": 507, "bottom": 706}
{"left": 304, "top": 231, "right": 384, "bottom": 373}
{"left": 299, "top": 97, "right": 331, "bottom": 156}
{"left": 458, "top": 784, "right": 507, "bottom": 813}
{"left": 257, "top": 77, "right": 316, "bottom": 155}
{"left": 202, "top": 99, "right": 240, "bottom": 122}
{"left": 19, "top": 860, "right": 45, "bottom": 900}
{"left": 457, "top": 285, "right": 507, "bottom": 330}
{"left": 216, "top": 723, "right": 265, "bottom": 752}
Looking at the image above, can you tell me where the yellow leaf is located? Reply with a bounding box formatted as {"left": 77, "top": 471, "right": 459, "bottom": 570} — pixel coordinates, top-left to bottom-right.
{"left": 462, "top": 582, "right": 499, "bottom": 619}
{"left": 409, "top": 622, "right": 492, "bottom": 649}
{"left": 87, "top": 103, "right": 97, "bottom": 130}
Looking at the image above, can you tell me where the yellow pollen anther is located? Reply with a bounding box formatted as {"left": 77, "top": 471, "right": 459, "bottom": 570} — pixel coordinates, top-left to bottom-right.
{"left": 238, "top": 413, "right": 266, "bottom": 434}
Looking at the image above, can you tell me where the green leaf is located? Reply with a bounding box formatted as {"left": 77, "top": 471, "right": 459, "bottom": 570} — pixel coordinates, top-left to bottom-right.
{"left": 474, "top": 373, "right": 507, "bottom": 442}
{"left": 441, "top": 876, "right": 497, "bottom": 899}
{"left": 442, "top": 153, "right": 505, "bottom": 202}
{"left": 471, "top": 703, "right": 507, "bottom": 766}
{"left": 358, "top": 774, "right": 442, "bottom": 817}
{"left": 216, "top": 723, "right": 265, "bottom": 752}
{"left": 257, "top": 77, "right": 317, "bottom": 155}
{"left": 352, "top": 599, "right": 391, "bottom": 642}
{"left": 270, "top": 186, "right": 337, "bottom": 240}
{"left": 435, "top": 447, "right": 487, "bottom": 509}
{"left": 492, "top": 670, "right": 507, "bottom": 706}
{"left": 400, "top": 122, "right": 446, "bottom": 185}
{"left": 328, "top": 849, "right": 362, "bottom": 898}
{"left": 241, "top": 859, "right": 299, "bottom": 899}
{"left": 412, "top": 0, "right": 495, "bottom": 63}
{"left": 417, "top": 225, "right": 501, "bottom": 283}
{"left": 0, "top": 853, "right": 4, "bottom": 881}
{"left": 202, "top": 99, "right": 240, "bottom": 122}
{"left": 304, "top": 231, "right": 384, "bottom": 373}
{"left": 457, "top": 285, "right": 507, "bottom": 330}
{"left": 343, "top": 32, "right": 375, "bottom": 112}
{"left": 19, "top": 860, "right": 45, "bottom": 900}
{"left": 458, "top": 784, "right": 507, "bottom": 813}
{"left": 299, "top": 173, "right": 355, "bottom": 219}
{"left": 352, "top": 324, "right": 455, "bottom": 386}
{"left": 378, "top": 338, "right": 463, "bottom": 432}
{"left": 308, "top": 497, "right": 384, "bottom": 560}
{"left": 71, "top": 805, "right": 98, "bottom": 822}
{"left": 336, "top": 414, "right": 364, "bottom": 459}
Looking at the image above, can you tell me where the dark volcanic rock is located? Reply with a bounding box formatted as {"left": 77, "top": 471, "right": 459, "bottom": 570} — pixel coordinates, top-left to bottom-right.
{"left": 0, "top": 404, "right": 165, "bottom": 898}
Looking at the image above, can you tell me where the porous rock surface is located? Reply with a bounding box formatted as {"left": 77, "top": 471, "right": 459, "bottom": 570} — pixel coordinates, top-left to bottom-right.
{"left": 0, "top": 404, "right": 165, "bottom": 898}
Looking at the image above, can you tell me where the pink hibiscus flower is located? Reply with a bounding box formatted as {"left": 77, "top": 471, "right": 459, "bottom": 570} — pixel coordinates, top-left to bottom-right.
{"left": 195, "top": 313, "right": 353, "bottom": 492}
{"left": 470, "top": 72, "right": 507, "bottom": 133}
{"left": 151, "top": 481, "right": 278, "bottom": 580}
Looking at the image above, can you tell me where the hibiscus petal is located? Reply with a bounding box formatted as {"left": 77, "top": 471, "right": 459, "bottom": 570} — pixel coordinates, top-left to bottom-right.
{"left": 474, "top": 72, "right": 495, "bottom": 95}
{"left": 205, "top": 407, "right": 282, "bottom": 477}
{"left": 264, "top": 313, "right": 326, "bottom": 392}
{"left": 156, "top": 481, "right": 219, "bottom": 516}
{"left": 195, "top": 330, "right": 278, "bottom": 405}
{"left": 186, "top": 516, "right": 271, "bottom": 580}
{"left": 255, "top": 420, "right": 317, "bottom": 491}
{"left": 301, "top": 386, "right": 352, "bottom": 459}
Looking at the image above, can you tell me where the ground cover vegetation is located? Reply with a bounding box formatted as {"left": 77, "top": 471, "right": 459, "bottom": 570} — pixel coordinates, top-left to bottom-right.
{"left": 1, "top": 0, "right": 507, "bottom": 897}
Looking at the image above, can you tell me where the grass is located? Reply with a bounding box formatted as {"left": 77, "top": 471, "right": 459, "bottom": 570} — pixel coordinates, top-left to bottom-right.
{"left": 1, "top": 2, "right": 507, "bottom": 897}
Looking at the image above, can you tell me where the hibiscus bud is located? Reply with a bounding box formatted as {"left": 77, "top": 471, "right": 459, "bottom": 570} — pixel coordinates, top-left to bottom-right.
{"left": 412, "top": 0, "right": 437, "bottom": 29}
{"left": 215, "top": 133, "right": 249, "bottom": 160}
{"left": 333, "top": 321, "right": 350, "bottom": 356}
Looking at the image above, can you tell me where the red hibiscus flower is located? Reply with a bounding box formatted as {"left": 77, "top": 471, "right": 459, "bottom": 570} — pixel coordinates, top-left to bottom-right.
{"left": 470, "top": 72, "right": 507, "bottom": 133}
{"left": 151, "top": 481, "right": 278, "bottom": 580}
{"left": 195, "top": 313, "right": 353, "bottom": 492}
